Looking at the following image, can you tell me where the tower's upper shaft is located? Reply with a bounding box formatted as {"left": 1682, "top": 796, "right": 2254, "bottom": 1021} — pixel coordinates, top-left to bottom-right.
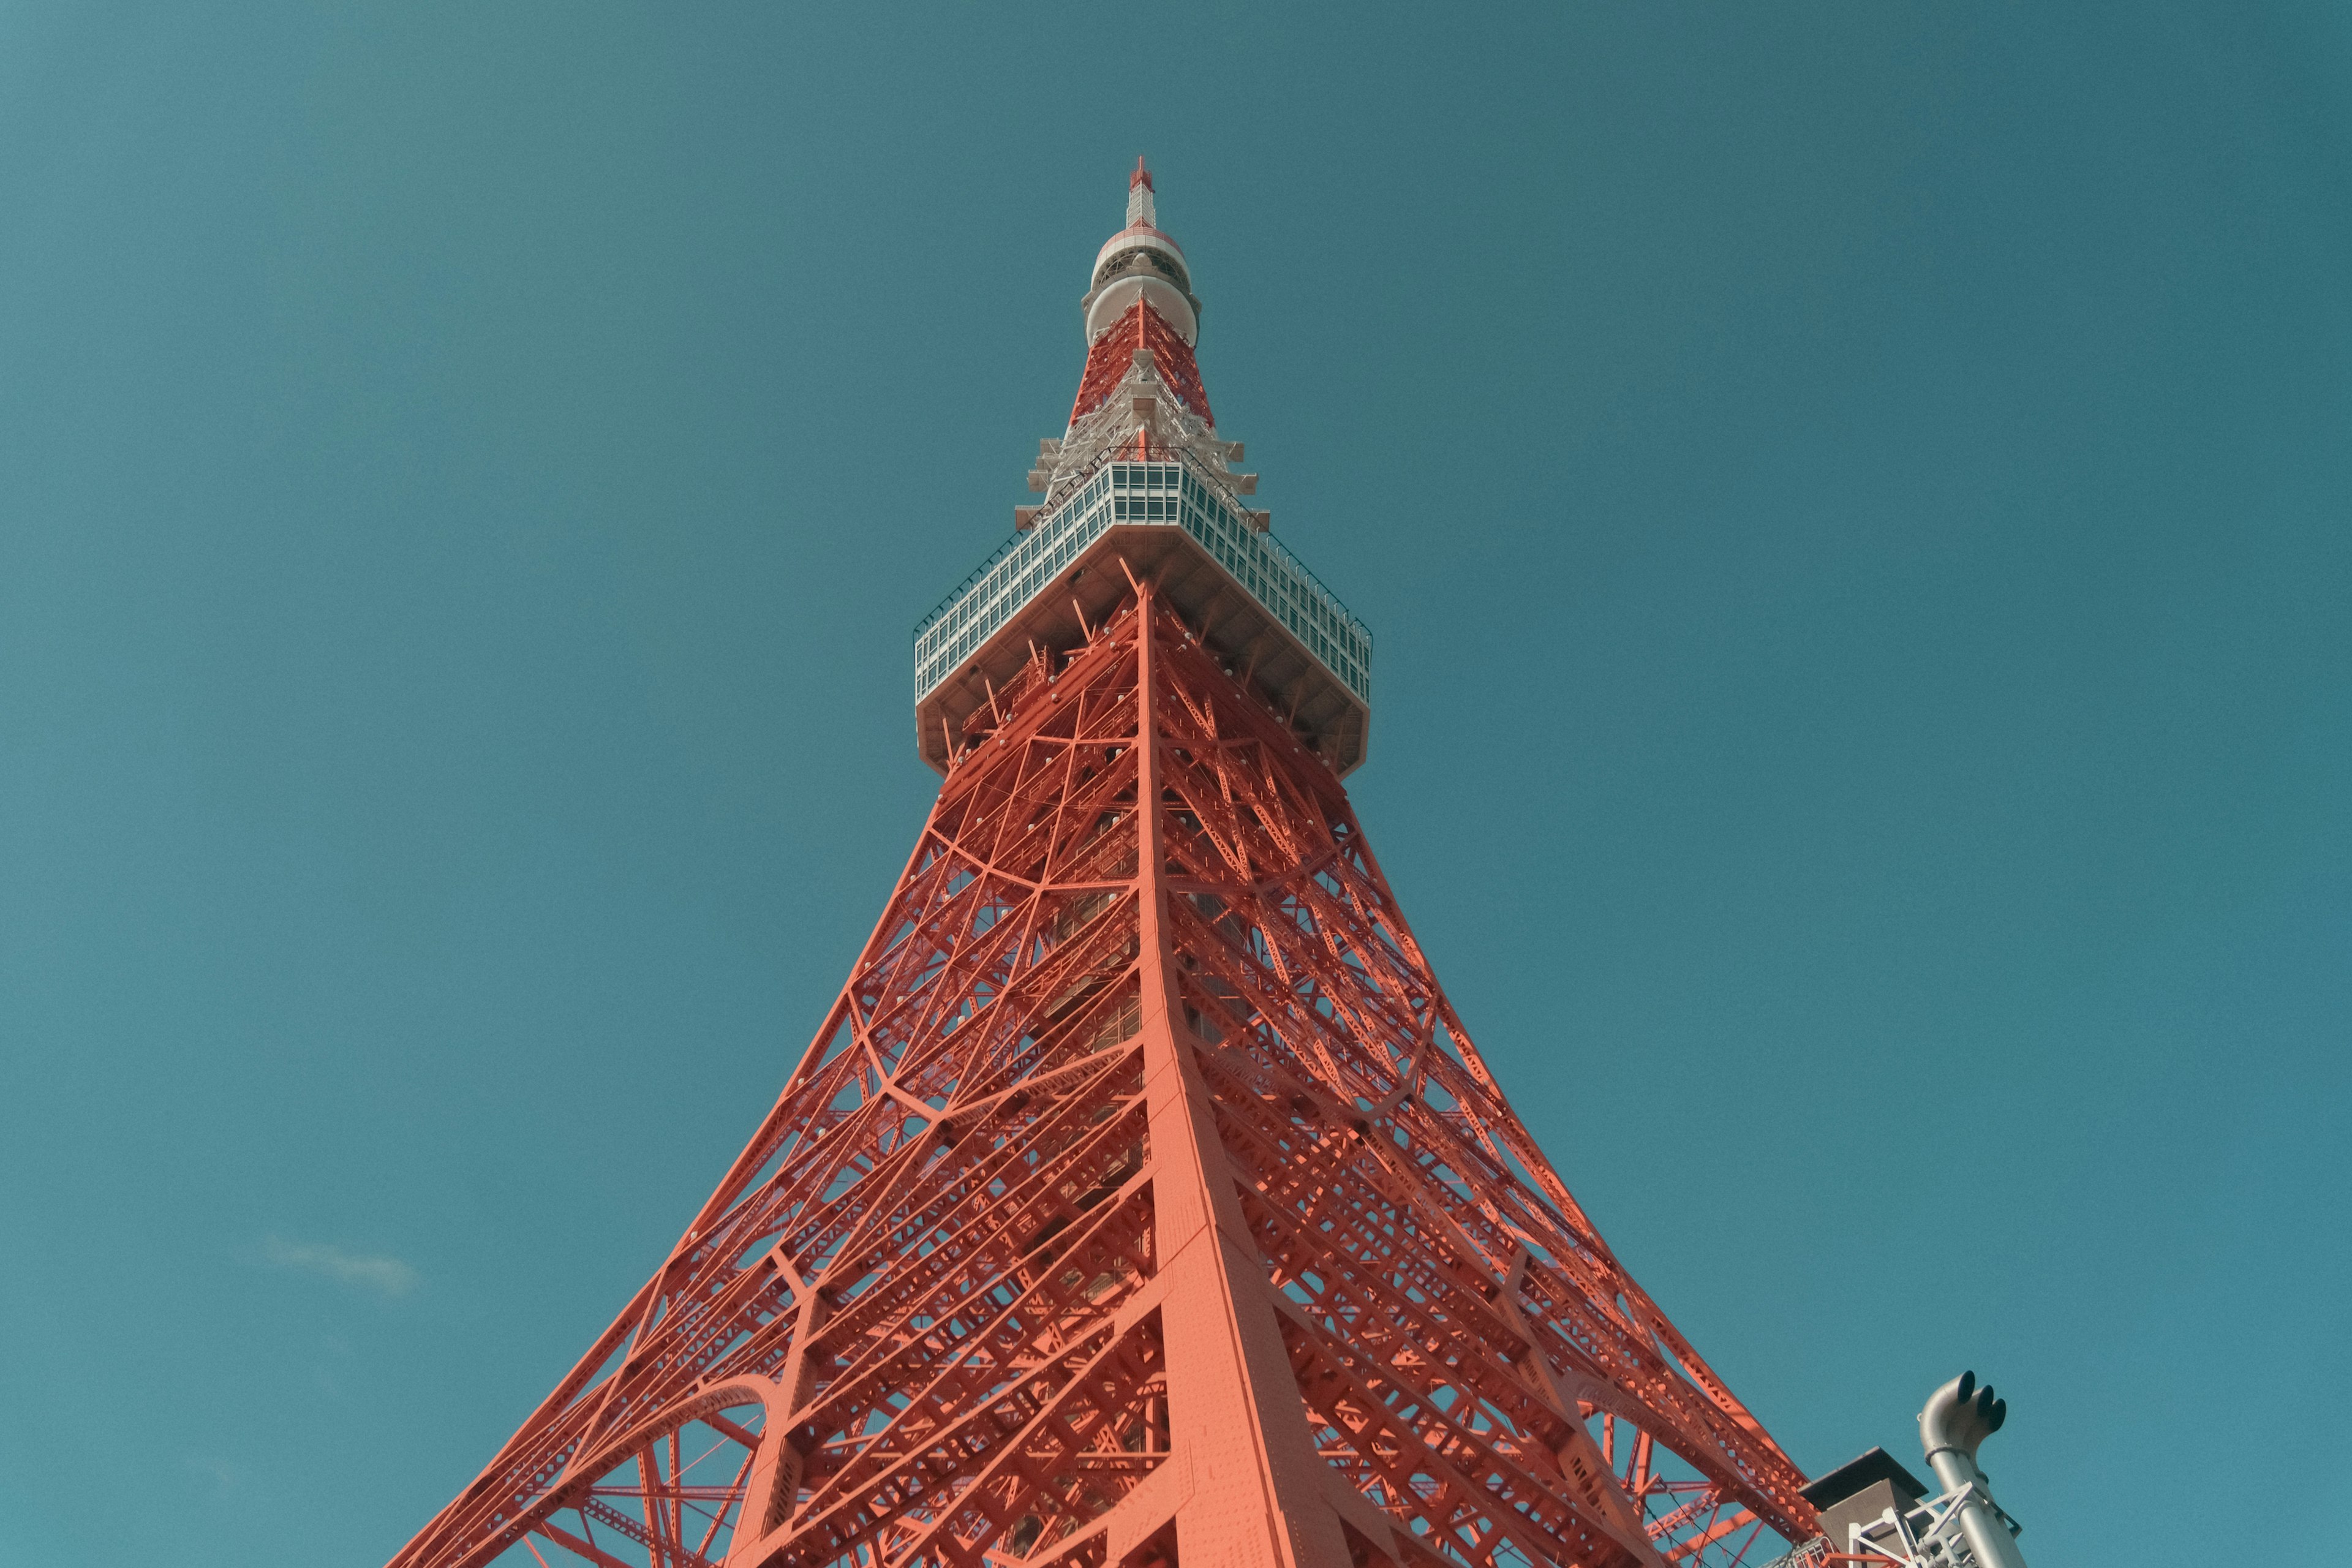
{"left": 913, "top": 163, "right": 1373, "bottom": 778}
{"left": 1070, "top": 159, "right": 1213, "bottom": 432}
{"left": 1085, "top": 157, "right": 1202, "bottom": 352}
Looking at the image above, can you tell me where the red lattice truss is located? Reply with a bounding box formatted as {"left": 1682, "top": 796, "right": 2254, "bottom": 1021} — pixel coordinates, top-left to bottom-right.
{"left": 1069, "top": 300, "right": 1213, "bottom": 429}
{"left": 385, "top": 590, "right": 1817, "bottom": 1568}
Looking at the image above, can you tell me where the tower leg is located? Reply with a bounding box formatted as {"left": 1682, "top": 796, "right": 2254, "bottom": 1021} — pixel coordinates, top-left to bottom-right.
{"left": 1134, "top": 588, "right": 1354, "bottom": 1568}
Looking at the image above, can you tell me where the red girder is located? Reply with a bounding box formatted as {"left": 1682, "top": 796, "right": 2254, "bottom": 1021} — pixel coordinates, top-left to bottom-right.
{"left": 386, "top": 590, "right": 1814, "bottom": 1568}
{"left": 1068, "top": 300, "right": 1213, "bottom": 428}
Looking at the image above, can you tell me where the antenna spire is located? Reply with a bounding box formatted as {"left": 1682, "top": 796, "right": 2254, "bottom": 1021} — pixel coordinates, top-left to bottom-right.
{"left": 1126, "top": 157, "right": 1156, "bottom": 228}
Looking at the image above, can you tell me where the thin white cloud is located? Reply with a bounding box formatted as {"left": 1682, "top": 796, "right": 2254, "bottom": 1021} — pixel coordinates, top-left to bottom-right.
{"left": 263, "top": 1235, "right": 420, "bottom": 1296}
{"left": 184, "top": 1455, "right": 239, "bottom": 1498}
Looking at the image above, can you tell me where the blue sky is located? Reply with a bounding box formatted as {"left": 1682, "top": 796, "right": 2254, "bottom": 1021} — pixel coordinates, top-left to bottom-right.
{"left": 1, "top": 4, "right": 2345, "bottom": 1565}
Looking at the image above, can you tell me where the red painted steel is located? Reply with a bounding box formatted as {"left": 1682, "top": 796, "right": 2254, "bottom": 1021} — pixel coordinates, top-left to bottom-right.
{"left": 1069, "top": 299, "right": 1213, "bottom": 429}
{"left": 386, "top": 591, "right": 1817, "bottom": 1568}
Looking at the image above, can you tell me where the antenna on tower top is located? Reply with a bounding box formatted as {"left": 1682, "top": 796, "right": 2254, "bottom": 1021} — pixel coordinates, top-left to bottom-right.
{"left": 1126, "top": 157, "right": 1156, "bottom": 228}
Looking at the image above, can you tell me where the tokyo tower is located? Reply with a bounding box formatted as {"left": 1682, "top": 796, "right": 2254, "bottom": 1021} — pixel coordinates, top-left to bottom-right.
{"left": 386, "top": 161, "right": 1821, "bottom": 1568}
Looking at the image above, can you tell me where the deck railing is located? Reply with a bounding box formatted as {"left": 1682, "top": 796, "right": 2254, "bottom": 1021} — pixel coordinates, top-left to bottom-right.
{"left": 913, "top": 447, "right": 1373, "bottom": 704}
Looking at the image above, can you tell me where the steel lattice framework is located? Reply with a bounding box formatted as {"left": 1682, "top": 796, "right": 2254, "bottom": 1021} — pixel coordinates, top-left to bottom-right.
{"left": 386, "top": 591, "right": 1817, "bottom": 1568}
{"left": 1069, "top": 298, "right": 1213, "bottom": 428}
{"left": 388, "top": 161, "right": 1819, "bottom": 1568}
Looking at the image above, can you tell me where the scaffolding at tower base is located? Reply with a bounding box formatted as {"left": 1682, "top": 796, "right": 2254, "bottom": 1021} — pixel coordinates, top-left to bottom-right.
{"left": 1757, "top": 1475, "right": 2027, "bottom": 1568}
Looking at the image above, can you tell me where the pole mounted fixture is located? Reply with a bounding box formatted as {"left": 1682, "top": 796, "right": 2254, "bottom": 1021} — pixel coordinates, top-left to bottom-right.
{"left": 1795, "top": 1374, "right": 2030, "bottom": 1568}
{"left": 1917, "top": 1373, "right": 2029, "bottom": 1568}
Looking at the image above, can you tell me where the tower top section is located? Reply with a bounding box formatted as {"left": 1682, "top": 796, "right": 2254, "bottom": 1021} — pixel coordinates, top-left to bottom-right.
{"left": 1085, "top": 156, "right": 1200, "bottom": 347}
{"left": 913, "top": 164, "right": 1373, "bottom": 778}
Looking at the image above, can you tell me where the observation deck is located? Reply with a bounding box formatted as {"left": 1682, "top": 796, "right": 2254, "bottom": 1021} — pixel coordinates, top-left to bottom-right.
{"left": 913, "top": 447, "right": 1372, "bottom": 775}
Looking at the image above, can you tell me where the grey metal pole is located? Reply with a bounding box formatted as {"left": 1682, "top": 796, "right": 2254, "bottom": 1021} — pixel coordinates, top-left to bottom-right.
{"left": 1918, "top": 1372, "right": 2027, "bottom": 1568}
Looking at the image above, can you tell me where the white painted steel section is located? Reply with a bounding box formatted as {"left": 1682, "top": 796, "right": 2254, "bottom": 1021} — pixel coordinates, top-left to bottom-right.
{"left": 1092, "top": 225, "right": 1187, "bottom": 283}
{"left": 1084, "top": 273, "right": 1196, "bottom": 344}
{"left": 913, "top": 453, "right": 1371, "bottom": 706}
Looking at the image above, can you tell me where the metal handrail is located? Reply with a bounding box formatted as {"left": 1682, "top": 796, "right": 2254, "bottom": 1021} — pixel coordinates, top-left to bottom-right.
{"left": 911, "top": 442, "right": 1128, "bottom": 641}
{"left": 911, "top": 443, "right": 1371, "bottom": 649}
{"left": 911, "top": 439, "right": 1374, "bottom": 711}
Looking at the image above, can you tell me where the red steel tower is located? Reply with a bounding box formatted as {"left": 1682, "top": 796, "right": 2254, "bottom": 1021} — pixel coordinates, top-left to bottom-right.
{"left": 387, "top": 162, "right": 1819, "bottom": 1568}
